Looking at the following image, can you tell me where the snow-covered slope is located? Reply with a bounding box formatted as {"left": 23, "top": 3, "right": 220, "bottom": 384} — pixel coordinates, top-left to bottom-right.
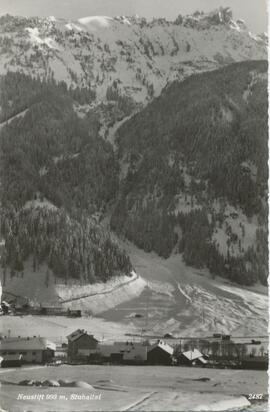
{"left": 0, "top": 260, "right": 146, "bottom": 314}
{"left": 100, "top": 241, "right": 268, "bottom": 337}
{"left": 0, "top": 8, "right": 267, "bottom": 105}
{"left": 1, "top": 242, "right": 267, "bottom": 337}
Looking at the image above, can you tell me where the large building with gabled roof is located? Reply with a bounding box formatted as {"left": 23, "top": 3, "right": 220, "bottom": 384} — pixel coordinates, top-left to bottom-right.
{"left": 67, "top": 329, "right": 98, "bottom": 360}
{"left": 0, "top": 337, "right": 56, "bottom": 364}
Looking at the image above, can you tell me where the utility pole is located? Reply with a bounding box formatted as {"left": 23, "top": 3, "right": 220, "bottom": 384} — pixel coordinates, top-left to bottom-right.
{"left": 145, "top": 281, "right": 149, "bottom": 333}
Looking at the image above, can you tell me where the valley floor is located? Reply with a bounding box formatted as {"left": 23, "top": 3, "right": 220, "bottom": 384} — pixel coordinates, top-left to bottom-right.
{"left": 101, "top": 242, "right": 268, "bottom": 338}
{"left": 0, "top": 314, "right": 136, "bottom": 344}
{"left": 0, "top": 364, "right": 268, "bottom": 412}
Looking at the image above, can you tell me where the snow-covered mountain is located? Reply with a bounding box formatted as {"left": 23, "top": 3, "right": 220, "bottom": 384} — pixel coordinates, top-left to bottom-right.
{"left": 0, "top": 7, "right": 267, "bottom": 105}
{"left": 0, "top": 7, "right": 268, "bottom": 337}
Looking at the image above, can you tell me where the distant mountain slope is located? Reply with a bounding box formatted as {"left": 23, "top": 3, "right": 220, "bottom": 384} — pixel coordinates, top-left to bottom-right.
{"left": 112, "top": 60, "right": 268, "bottom": 286}
{"left": 0, "top": 7, "right": 267, "bottom": 107}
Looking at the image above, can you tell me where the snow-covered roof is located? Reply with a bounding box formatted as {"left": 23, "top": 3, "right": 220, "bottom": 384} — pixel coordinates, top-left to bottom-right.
{"left": 148, "top": 340, "right": 174, "bottom": 355}
{"left": 182, "top": 349, "right": 203, "bottom": 360}
{"left": 0, "top": 337, "right": 56, "bottom": 351}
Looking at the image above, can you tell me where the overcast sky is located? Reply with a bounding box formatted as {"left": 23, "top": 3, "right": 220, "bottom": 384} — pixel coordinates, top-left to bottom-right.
{"left": 0, "top": 0, "right": 268, "bottom": 33}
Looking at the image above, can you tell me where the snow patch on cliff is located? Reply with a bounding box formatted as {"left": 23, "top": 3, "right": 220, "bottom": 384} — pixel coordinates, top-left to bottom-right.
{"left": 26, "top": 27, "right": 59, "bottom": 49}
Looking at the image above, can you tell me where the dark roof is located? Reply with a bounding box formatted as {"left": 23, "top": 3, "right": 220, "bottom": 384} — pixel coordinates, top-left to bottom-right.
{"left": 67, "top": 329, "right": 98, "bottom": 343}
{"left": 67, "top": 329, "right": 86, "bottom": 342}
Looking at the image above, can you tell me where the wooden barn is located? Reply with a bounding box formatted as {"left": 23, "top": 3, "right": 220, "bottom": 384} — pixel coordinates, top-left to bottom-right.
{"left": 147, "top": 340, "right": 174, "bottom": 365}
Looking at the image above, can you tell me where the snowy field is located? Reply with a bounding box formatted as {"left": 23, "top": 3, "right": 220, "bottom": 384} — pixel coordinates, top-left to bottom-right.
{"left": 101, "top": 242, "right": 268, "bottom": 338}
{"left": 0, "top": 314, "right": 137, "bottom": 344}
{"left": 1, "top": 241, "right": 268, "bottom": 342}
{"left": 0, "top": 364, "right": 267, "bottom": 412}
{"left": 1, "top": 263, "right": 146, "bottom": 314}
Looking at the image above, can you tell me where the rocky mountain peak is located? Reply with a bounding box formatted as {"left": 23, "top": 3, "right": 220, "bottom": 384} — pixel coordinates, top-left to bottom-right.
{"left": 0, "top": 10, "right": 267, "bottom": 106}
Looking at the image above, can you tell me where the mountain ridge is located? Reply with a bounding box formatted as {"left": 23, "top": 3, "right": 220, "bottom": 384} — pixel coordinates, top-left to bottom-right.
{"left": 0, "top": 7, "right": 267, "bottom": 108}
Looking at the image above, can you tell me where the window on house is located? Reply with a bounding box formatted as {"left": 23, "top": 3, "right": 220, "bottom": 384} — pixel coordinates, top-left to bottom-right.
{"left": 32, "top": 351, "right": 36, "bottom": 355}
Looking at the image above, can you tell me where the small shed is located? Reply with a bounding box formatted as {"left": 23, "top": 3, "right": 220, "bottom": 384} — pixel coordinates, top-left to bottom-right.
{"left": 178, "top": 349, "right": 207, "bottom": 366}
{"left": 147, "top": 340, "right": 173, "bottom": 365}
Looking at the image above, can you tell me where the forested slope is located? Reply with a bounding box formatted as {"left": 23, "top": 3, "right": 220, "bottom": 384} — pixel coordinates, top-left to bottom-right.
{"left": 112, "top": 60, "right": 268, "bottom": 285}
{"left": 0, "top": 72, "right": 132, "bottom": 283}
{"left": 0, "top": 61, "right": 268, "bottom": 288}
